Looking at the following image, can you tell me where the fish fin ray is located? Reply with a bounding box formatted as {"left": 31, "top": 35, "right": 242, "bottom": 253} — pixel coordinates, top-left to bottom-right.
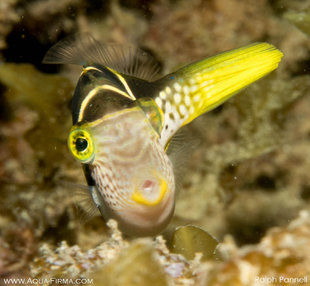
{"left": 57, "top": 180, "right": 99, "bottom": 223}
{"left": 167, "top": 129, "right": 200, "bottom": 194}
{"left": 43, "top": 33, "right": 161, "bottom": 81}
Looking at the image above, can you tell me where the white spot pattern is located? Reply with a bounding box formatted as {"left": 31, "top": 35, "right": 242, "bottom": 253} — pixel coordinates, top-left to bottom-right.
{"left": 173, "top": 82, "right": 182, "bottom": 92}
{"left": 174, "top": 93, "right": 181, "bottom": 104}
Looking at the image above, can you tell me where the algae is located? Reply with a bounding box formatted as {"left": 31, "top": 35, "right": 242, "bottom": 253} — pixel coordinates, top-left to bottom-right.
{"left": 171, "top": 225, "right": 218, "bottom": 261}
{"left": 0, "top": 63, "right": 74, "bottom": 178}
{"left": 285, "top": 10, "right": 310, "bottom": 36}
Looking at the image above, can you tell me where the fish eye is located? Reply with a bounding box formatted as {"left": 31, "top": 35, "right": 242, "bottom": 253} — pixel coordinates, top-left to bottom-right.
{"left": 68, "top": 128, "right": 94, "bottom": 163}
{"left": 75, "top": 137, "right": 88, "bottom": 152}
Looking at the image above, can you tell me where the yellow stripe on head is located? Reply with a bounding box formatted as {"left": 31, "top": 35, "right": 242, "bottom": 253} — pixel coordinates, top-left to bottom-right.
{"left": 78, "top": 84, "right": 135, "bottom": 122}
{"left": 106, "top": 67, "right": 136, "bottom": 101}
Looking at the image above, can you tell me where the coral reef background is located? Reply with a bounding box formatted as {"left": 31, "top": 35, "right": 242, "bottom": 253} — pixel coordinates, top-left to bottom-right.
{"left": 0, "top": 0, "right": 310, "bottom": 285}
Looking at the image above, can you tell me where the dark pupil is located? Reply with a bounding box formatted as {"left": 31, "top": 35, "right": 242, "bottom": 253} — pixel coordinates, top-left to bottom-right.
{"left": 76, "top": 137, "right": 88, "bottom": 152}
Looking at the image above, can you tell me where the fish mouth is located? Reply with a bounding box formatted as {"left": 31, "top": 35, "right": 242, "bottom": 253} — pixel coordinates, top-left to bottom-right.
{"left": 131, "top": 174, "right": 168, "bottom": 206}
{"left": 89, "top": 169, "right": 175, "bottom": 236}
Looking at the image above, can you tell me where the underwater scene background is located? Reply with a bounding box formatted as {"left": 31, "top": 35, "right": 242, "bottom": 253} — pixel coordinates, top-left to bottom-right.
{"left": 0, "top": 0, "right": 310, "bottom": 285}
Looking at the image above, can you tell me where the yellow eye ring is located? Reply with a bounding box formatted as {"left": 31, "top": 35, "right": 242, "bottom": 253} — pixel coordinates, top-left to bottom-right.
{"left": 68, "top": 127, "right": 94, "bottom": 163}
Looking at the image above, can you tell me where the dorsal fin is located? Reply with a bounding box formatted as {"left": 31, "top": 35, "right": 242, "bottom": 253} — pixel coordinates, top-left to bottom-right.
{"left": 43, "top": 33, "right": 161, "bottom": 81}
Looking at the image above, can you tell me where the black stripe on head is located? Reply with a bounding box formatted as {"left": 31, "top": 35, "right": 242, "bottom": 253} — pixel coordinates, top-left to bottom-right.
{"left": 83, "top": 164, "right": 96, "bottom": 186}
{"left": 72, "top": 65, "right": 135, "bottom": 124}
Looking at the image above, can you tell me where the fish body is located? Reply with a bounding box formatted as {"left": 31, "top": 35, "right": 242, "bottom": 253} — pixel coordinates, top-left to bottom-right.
{"left": 44, "top": 35, "right": 283, "bottom": 236}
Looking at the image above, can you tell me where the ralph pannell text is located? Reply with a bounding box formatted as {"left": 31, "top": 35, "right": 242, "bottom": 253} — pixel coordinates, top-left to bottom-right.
{"left": 255, "top": 276, "right": 308, "bottom": 284}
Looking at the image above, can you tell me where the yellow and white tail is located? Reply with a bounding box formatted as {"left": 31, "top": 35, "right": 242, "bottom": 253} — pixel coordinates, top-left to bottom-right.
{"left": 154, "top": 42, "right": 283, "bottom": 147}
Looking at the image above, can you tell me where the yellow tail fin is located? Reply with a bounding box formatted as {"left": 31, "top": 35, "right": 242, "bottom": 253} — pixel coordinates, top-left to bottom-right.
{"left": 155, "top": 42, "right": 283, "bottom": 146}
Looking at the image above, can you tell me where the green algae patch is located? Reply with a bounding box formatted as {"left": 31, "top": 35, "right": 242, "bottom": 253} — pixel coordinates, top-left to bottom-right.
{"left": 0, "top": 63, "right": 74, "bottom": 178}
{"left": 285, "top": 10, "right": 310, "bottom": 36}
{"left": 171, "top": 225, "right": 218, "bottom": 261}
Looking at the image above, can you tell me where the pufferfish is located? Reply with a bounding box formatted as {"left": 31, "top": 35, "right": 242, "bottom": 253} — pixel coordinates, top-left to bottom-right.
{"left": 44, "top": 35, "right": 283, "bottom": 236}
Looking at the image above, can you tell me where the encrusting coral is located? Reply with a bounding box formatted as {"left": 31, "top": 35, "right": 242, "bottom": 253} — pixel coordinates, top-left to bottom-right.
{"left": 29, "top": 211, "right": 310, "bottom": 286}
